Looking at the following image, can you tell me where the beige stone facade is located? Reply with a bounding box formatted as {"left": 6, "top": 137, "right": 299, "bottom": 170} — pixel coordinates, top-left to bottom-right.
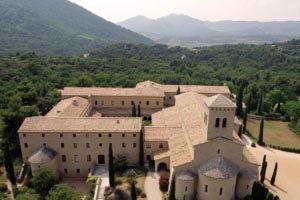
{"left": 18, "top": 80, "right": 258, "bottom": 199}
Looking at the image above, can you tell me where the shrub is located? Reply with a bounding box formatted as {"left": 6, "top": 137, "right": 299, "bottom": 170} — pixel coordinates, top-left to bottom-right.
{"left": 159, "top": 172, "right": 170, "bottom": 192}
{"left": 251, "top": 142, "right": 256, "bottom": 147}
{"left": 31, "top": 168, "right": 58, "bottom": 196}
{"left": 0, "top": 183, "right": 7, "bottom": 192}
{"left": 114, "top": 155, "right": 128, "bottom": 173}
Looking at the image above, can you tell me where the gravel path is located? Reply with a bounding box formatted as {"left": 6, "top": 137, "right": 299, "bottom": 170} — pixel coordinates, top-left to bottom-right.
{"left": 243, "top": 134, "right": 300, "bottom": 200}
{"left": 144, "top": 172, "right": 163, "bottom": 200}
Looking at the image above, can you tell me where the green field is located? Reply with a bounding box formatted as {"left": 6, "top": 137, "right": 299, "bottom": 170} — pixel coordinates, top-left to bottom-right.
{"left": 247, "top": 119, "right": 300, "bottom": 148}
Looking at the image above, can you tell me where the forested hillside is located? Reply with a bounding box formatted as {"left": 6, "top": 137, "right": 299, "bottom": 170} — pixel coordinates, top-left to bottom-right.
{"left": 1, "top": 40, "right": 300, "bottom": 156}
{"left": 0, "top": 0, "right": 153, "bottom": 56}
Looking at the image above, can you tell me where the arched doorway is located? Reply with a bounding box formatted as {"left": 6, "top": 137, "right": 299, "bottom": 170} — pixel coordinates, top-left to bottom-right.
{"left": 157, "top": 162, "right": 168, "bottom": 171}
{"left": 98, "top": 155, "right": 105, "bottom": 164}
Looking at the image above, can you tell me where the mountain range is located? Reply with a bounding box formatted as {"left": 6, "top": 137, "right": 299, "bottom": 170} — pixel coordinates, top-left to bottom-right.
{"left": 119, "top": 14, "right": 300, "bottom": 47}
{"left": 0, "top": 0, "right": 153, "bottom": 55}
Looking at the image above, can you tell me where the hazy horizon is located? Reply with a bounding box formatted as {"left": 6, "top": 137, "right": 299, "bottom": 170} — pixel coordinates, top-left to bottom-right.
{"left": 69, "top": 0, "right": 300, "bottom": 23}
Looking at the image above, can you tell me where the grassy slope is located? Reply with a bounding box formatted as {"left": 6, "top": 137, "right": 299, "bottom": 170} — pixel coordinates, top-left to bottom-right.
{"left": 247, "top": 119, "right": 300, "bottom": 148}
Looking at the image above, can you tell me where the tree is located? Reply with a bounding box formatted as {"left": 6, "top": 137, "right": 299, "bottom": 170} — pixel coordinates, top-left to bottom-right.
{"left": 258, "top": 118, "right": 264, "bottom": 145}
{"left": 271, "top": 162, "right": 278, "bottom": 185}
{"left": 46, "top": 184, "right": 81, "bottom": 200}
{"left": 260, "top": 161, "right": 267, "bottom": 184}
{"left": 139, "top": 130, "right": 144, "bottom": 167}
{"left": 130, "top": 182, "right": 137, "bottom": 200}
{"left": 168, "top": 173, "right": 176, "bottom": 200}
{"left": 132, "top": 103, "right": 136, "bottom": 117}
{"left": 114, "top": 155, "right": 128, "bottom": 173}
{"left": 257, "top": 92, "right": 263, "bottom": 115}
{"left": 176, "top": 86, "right": 181, "bottom": 95}
{"left": 31, "top": 168, "right": 58, "bottom": 196}
{"left": 242, "top": 111, "right": 247, "bottom": 134}
{"left": 3, "top": 141, "right": 16, "bottom": 185}
{"left": 137, "top": 103, "right": 141, "bottom": 117}
{"left": 247, "top": 93, "right": 252, "bottom": 113}
{"left": 69, "top": 74, "right": 94, "bottom": 87}
{"left": 108, "top": 143, "right": 115, "bottom": 187}
{"left": 236, "top": 85, "right": 244, "bottom": 117}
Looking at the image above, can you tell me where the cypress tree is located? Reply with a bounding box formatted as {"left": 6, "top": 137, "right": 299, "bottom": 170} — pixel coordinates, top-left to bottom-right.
{"left": 176, "top": 86, "right": 181, "bottom": 95}
{"left": 4, "top": 141, "right": 16, "bottom": 185}
{"left": 108, "top": 143, "right": 115, "bottom": 187}
{"left": 260, "top": 161, "right": 267, "bottom": 184}
{"left": 137, "top": 103, "right": 141, "bottom": 117}
{"left": 139, "top": 130, "right": 144, "bottom": 167}
{"left": 271, "top": 162, "right": 278, "bottom": 185}
{"left": 169, "top": 173, "right": 176, "bottom": 200}
{"left": 236, "top": 85, "right": 244, "bottom": 117}
{"left": 131, "top": 182, "right": 137, "bottom": 200}
{"left": 257, "top": 92, "right": 263, "bottom": 115}
{"left": 132, "top": 103, "right": 136, "bottom": 117}
{"left": 258, "top": 118, "right": 264, "bottom": 145}
{"left": 242, "top": 111, "right": 247, "bottom": 134}
{"left": 247, "top": 93, "right": 252, "bottom": 113}
{"left": 277, "top": 94, "right": 281, "bottom": 114}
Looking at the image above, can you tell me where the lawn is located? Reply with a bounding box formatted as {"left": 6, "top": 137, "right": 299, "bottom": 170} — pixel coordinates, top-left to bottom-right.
{"left": 247, "top": 119, "right": 300, "bottom": 148}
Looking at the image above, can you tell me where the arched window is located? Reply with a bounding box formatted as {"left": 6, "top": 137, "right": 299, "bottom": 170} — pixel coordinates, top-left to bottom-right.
{"left": 185, "top": 186, "right": 188, "bottom": 191}
{"left": 146, "top": 101, "right": 150, "bottom": 106}
{"left": 222, "top": 118, "right": 227, "bottom": 128}
{"left": 219, "top": 187, "right": 223, "bottom": 195}
{"left": 215, "top": 118, "right": 220, "bottom": 128}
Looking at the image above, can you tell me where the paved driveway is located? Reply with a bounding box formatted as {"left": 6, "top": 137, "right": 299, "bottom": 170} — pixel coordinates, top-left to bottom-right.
{"left": 243, "top": 134, "right": 300, "bottom": 200}
{"left": 144, "top": 172, "right": 163, "bottom": 200}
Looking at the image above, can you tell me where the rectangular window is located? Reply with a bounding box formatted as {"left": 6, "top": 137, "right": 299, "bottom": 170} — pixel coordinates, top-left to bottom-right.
{"left": 61, "top": 143, "right": 64, "bottom": 148}
{"left": 23, "top": 134, "right": 26, "bottom": 137}
{"left": 24, "top": 143, "right": 28, "bottom": 148}
{"left": 73, "top": 133, "right": 76, "bottom": 138}
{"left": 133, "top": 143, "right": 137, "bottom": 148}
{"left": 133, "top": 134, "right": 136, "bottom": 137}
{"left": 73, "top": 143, "right": 77, "bottom": 148}
{"left": 87, "top": 155, "right": 91, "bottom": 162}
{"left": 156, "top": 101, "right": 159, "bottom": 106}
{"left": 147, "top": 143, "right": 151, "bottom": 149}
{"left": 98, "top": 133, "right": 102, "bottom": 137}
{"left": 76, "top": 168, "right": 80, "bottom": 174}
{"left": 64, "top": 169, "right": 68, "bottom": 174}
{"left": 122, "top": 134, "right": 125, "bottom": 137}
{"left": 42, "top": 134, "right": 45, "bottom": 137}
{"left": 62, "top": 155, "right": 66, "bottom": 162}
{"left": 109, "top": 134, "right": 112, "bottom": 137}
{"left": 122, "top": 143, "right": 126, "bottom": 148}
{"left": 205, "top": 185, "right": 208, "bottom": 193}
{"left": 60, "top": 133, "right": 63, "bottom": 137}
{"left": 43, "top": 143, "right": 46, "bottom": 146}
{"left": 86, "top": 143, "right": 90, "bottom": 148}
{"left": 121, "top": 101, "right": 125, "bottom": 106}
{"left": 95, "top": 100, "right": 98, "bottom": 105}
{"left": 74, "top": 155, "right": 79, "bottom": 162}
{"left": 159, "top": 143, "right": 164, "bottom": 149}
{"left": 99, "top": 143, "right": 102, "bottom": 147}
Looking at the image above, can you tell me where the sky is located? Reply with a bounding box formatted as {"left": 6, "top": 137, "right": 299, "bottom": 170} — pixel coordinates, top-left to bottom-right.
{"left": 69, "top": 0, "right": 300, "bottom": 23}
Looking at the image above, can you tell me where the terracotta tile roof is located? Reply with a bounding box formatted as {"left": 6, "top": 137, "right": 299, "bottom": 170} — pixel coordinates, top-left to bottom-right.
{"left": 91, "top": 107, "right": 162, "bottom": 116}
{"left": 153, "top": 151, "right": 171, "bottom": 160}
{"left": 136, "top": 80, "right": 231, "bottom": 95}
{"left": 198, "top": 156, "right": 240, "bottom": 179}
{"left": 144, "top": 127, "right": 183, "bottom": 141}
{"left": 204, "top": 94, "right": 237, "bottom": 108}
{"left": 46, "top": 96, "right": 90, "bottom": 117}
{"left": 18, "top": 116, "right": 142, "bottom": 133}
{"left": 61, "top": 87, "right": 164, "bottom": 97}
{"left": 151, "top": 106, "right": 181, "bottom": 127}
{"left": 28, "top": 146, "right": 57, "bottom": 164}
{"left": 168, "top": 133, "right": 192, "bottom": 167}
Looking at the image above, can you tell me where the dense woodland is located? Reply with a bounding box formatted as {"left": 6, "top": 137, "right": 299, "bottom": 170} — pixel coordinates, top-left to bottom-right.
{"left": 1, "top": 40, "right": 300, "bottom": 158}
